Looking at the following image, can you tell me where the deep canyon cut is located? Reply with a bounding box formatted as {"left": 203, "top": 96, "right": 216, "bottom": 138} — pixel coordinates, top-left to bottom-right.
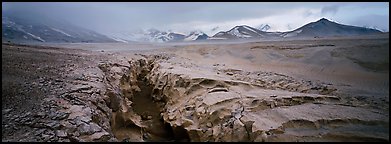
{"left": 100, "top": 56, "right": 190, "bottom": 142}
{"left": 98, "top": 54, "right": 388, "bottom": 142}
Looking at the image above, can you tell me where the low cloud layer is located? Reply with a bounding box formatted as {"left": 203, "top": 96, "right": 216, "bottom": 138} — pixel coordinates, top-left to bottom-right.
{"left": 2, "top": 2, "right": 389, "bottom": 35}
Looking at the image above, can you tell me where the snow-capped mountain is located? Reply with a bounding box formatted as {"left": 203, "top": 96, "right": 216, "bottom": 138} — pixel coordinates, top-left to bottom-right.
{"left": 2, "top": 16, "right": 116, "bottom": 43}
{"left": 3, "top": 16, "right": 384, "bottom": 43}
{"left": 211, "top": 18, "right": 383, "bottom": 40}
{"left": 108, "top": 29, "right": 210, "bottom": 43}
{"left": 184, "top": 30, "right": 209, "bottom": 41}
{"left": 280, "top": 18, "right": 383, "bottom": 38}
{"left": 212, "top": 25, "right": 269, "bottom": 39}
{"left": 108, "top": 28, "right": 186, "bottom": 43}
{"left": 167, "top": 32, "right": 187, "bottom": 42}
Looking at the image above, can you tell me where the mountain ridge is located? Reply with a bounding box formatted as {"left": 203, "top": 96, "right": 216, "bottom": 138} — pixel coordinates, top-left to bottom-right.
{"left": 212, "top": 18, "right": 383, "bottom": 40}
{"left": 2, "top": 15, "right": 117, "bottom": 43}
{"left": 2, "top": 17, "right": 384, "bottom": 43}
{"left": 279, "top": 18, "right": 383, "bottom": 38}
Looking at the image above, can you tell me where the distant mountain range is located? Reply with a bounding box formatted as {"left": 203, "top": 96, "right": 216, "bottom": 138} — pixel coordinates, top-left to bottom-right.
{"left": 2, "top": 16, "right": 384, "bottom": 43}
{"left": 108, "top": 29, "right": 209, "bottom": 43}
{"left": 2, "top": 16, "right": 116, "bottom": 43}
{"left": 210, "top": 25, "right": 284, "bottom": 40}
{"left": 210, "top": 18, "right": 382, "bottom": 40}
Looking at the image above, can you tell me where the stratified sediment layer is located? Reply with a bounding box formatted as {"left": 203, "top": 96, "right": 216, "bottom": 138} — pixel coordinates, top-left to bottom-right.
{"left": 100, "top": 54, "right": 388, "bottom": 142}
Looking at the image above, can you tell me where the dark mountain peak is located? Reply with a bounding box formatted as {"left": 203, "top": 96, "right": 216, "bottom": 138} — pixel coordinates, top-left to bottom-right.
{"left": 313, "top": 18, "right": 334, "bottom": 25}
{"left": 280, "top": 17, "right": 383, "bottom": 38}
{"left": 319, "top": 18, "right": 329, "bottom": 21}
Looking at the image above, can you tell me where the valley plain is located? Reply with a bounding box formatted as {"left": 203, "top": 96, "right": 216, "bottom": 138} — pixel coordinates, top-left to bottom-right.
{"left": 2, "top": 33, "right": 389, "bottom": 142}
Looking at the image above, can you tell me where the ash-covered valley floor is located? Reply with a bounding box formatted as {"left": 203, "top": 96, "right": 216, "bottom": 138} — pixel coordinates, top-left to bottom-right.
{"left": 2, "top": 34, "right": 389, "bottom": 142}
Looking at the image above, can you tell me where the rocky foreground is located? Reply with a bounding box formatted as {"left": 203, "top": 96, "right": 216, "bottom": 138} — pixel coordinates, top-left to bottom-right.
{"left": 2, "top": 37, "right": 389, "bottom": 142}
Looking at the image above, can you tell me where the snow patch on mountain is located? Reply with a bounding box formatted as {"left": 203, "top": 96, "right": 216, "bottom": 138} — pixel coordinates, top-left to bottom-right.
{"left": 110, "top": 36, "right": 129, "bottom": 43}
{"left": 214, "top": 32, "right": 225, "bottom": 37}
{"left": 184, "top": 31, "right": 208, "bottom": 41}
{"left": 26, "top": 32, "right": 45, "bottom": 42}
{"left": 282, "top": 29, "right": 303, "bottom": 38}
{"left": 108, "top": 28, "right": 206, "bottom": 43}
{"left": 243, "top": 25, "right": 259, "bottom": 34}
{"left": 228, "top": 27, "right": 251, "bottom": 38}
{"left": 51, "top": 27, "right": 72, "bottom": 37}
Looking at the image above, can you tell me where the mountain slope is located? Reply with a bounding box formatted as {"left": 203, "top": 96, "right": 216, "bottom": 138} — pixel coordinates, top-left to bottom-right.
{"left": 212, "top": 25, "right": 269, "bottom": 39}
{"left": 108, "top": 29, "right": 210, "bottom": 43}
{"left": 184, "top": 31, "right": 209, "bottom": 41}
{"left": 212, "top": 25, "right": 283, "bottom": 40}
{"left": 2, "top": 15, "right": 116, "bottom": 43}
{"left": 107, "top": 29, "right": 186, "bottom": 43}
{"left": 3, "top": 16, "right": 384, "bottom": 43}
{"left": 280, "top": 18, "right": 383, "bottom": 38}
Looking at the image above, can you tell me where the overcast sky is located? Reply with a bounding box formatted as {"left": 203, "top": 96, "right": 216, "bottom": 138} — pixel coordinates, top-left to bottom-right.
{"left": 2, "top": 2, "right": 389, "bottom": 36}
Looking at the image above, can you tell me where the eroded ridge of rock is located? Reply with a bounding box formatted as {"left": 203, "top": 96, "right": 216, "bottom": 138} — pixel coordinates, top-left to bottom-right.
{"left": 99, "top": 55, "right": 389, "bottom": 142}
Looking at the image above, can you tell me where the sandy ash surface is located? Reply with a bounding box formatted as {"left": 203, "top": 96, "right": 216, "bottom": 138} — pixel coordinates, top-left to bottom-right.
{"left": 2, "top": 34, "right": 389, "bottom": 142}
